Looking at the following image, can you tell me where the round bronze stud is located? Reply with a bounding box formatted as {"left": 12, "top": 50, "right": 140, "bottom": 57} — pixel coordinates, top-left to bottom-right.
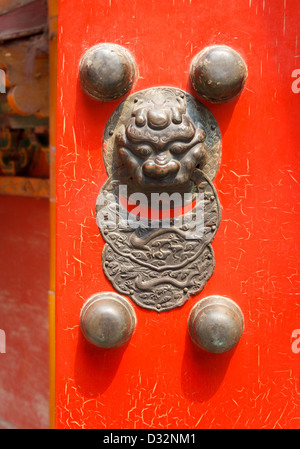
{"left": 188, "top": 296, "right": 244, "bottom": 353}
{"left": 80, "top": 292, "right": 136, "bottom": 348}
{"left": 79, "top": 43, "right": 135, "bottom": 101}
{"left": 190, "top": 45, "right": 248, "bottom": 103}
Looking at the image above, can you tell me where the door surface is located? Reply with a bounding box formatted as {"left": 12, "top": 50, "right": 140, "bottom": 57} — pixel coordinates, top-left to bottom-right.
{"left": 55, "top": 0, "right": 300, "bottom": 429}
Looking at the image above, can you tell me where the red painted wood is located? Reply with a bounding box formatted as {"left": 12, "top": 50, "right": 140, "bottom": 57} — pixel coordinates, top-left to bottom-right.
{"left": 55, "top": 0, "right": 300, "bottom": 429}
{"left": 0, "top": 196, "right": 49, "bottom": 429}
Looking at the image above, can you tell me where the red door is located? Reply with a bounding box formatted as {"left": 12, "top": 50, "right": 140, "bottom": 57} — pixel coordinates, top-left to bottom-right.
{"left": 55, "top": 0, "right": 300, "bottom": 429}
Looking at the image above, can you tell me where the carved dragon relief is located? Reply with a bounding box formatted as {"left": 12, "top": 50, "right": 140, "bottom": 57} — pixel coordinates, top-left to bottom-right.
{"left": 96, "top": 87, "right": 222, "bottom": 311}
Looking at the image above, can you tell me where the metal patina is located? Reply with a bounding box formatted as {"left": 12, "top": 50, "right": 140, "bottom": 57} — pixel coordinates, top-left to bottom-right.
{"left": 80, "top": 292, "right": 136, "bottom": 348}
{"left": 96, "top": 87, "right": 222, "bottom": 311}
{"left": 188, "top": 296, "right": 245, "bottom": 353}
{"left": 190, "top": 45, "right": 248, "bottom": 103}
{"left": 79, "top": 43, "right": 136, "bottom": 101}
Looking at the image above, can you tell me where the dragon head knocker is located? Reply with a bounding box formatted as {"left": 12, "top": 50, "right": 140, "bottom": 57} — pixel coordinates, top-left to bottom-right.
{"left": 97, "top": 86, "right": 222, "bottom": 311}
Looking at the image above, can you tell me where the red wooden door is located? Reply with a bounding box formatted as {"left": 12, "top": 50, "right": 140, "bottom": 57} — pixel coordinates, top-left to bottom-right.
{"left": 55, "top": 0, "right": 300, "bottom": 429}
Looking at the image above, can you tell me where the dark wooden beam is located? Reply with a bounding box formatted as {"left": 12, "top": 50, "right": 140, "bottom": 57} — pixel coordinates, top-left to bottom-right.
{"left": 0, "top": 0, "right": 48, "bottom": 42}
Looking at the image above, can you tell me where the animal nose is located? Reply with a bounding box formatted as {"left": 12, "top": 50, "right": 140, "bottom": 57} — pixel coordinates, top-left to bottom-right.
{"left": 143, "top": 159, "right": 180, "bottom": 179}
{"left": 147, "top": 109, "right": 170, "bottom": 129}
{"left": 155, "top": 155, "right": 168, "bottom": 166}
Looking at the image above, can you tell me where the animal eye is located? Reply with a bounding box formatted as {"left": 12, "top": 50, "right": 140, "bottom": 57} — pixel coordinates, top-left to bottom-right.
{"left": 132, "top": 146, "right": 152, "bottom": 157}
{"left": 139, "top": 146, "right": 152, "bottom": 157}
{"left": 169, "top": 144, "right": 186, "bottom": 155}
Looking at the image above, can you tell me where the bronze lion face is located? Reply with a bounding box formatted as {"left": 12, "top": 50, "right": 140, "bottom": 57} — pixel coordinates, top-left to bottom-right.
{"left": 115, "top": 88, "right": 207, "bottom": 191}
